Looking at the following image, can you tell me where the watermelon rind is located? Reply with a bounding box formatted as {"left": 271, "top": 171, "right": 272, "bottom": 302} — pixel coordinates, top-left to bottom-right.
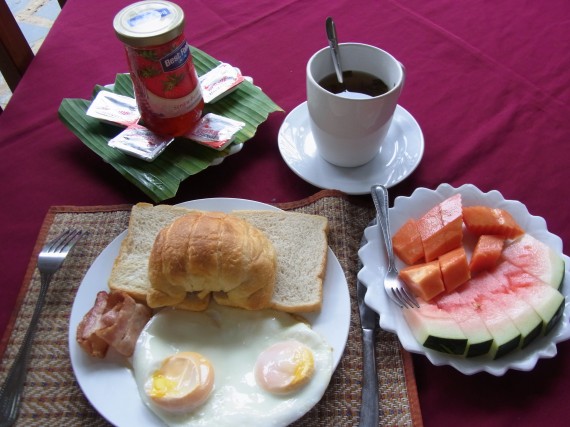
{"left": 514, "top": 284, "right": 565, "bottom": 336}
{"left": 469, "top": 273, "right": 544, "bottom": 350}
{"left": 495, "top": 294, "right": 544, "bottom": 349}
{"left": 492, "top": 262, "right": 566, "bottom": 337}
{"left": 423, "top": 335, "right": 467, "bottom": 356}
{"left": 547, "top": 255, "right": 565, "bottom": 291}
{"left": 402, "top": 303, "right": 468, "bottom": 356}
{"left": 544, "top": 253, "right": 564, "bottom": 291}
{"left": 465, "top": 339, "right": 493, "bottom": 358}
{"left": 453, "top": 316, "right": 494, "bottom": 358}
{"left": 435, "top": 292, "right": 494, "bottom": 358}
{"left": 544, "top": 298, "right": 565, "bottom": 335}
{"left": 470, "top": 298, "right": 522, "bottom": 360}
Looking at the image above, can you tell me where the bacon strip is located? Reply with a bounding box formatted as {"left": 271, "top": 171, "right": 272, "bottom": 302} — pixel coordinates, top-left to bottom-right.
{"left": 76, "top": 291, "right": 110, "bottom": 358}
{"left": 76, "top": 291, "right": 152, "bottom": 358}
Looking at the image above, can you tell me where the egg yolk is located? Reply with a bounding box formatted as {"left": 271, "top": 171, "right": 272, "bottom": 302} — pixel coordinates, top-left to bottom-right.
{"left": 147, "top": 352, "right": 214, "bottom": 413}
{"left": 254, "top": 340, "right": 315, "bottom": 394}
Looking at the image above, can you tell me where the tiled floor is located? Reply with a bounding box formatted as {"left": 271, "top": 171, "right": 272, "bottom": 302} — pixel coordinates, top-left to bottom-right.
{"left": 1, "top": 0, "right": 61, "bottom": 109}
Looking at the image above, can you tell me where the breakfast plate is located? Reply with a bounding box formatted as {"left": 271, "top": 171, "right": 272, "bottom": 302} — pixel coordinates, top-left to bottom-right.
{"left": 68, "top": 198, "right": 350, "bottom": 426}
{"left": 277, "top": 102, "right": 424, "bottom": 194}
{"left": 358, "top": 183, "right": 570, "bottom": 376}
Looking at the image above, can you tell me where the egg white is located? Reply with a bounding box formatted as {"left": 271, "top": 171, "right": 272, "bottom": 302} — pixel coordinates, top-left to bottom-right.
{"left": 132, "top": 304, "right": 333, "bottom": 427}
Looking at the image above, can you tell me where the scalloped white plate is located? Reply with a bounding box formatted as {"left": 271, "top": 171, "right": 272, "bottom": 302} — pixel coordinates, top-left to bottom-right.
{"left": 358, "top": 183, "right": 570, "bottom": 375}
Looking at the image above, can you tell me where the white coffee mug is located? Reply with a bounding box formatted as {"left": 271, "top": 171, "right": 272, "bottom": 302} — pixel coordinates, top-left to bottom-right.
{"left": 306, "top": 43, "right": 405, "bottom": 167}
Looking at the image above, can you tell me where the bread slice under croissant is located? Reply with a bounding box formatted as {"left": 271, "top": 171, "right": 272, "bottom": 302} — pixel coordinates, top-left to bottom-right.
{"left": 147, "top": 211, "right": 277, "bottom": 310}
{"left": 108, "top": 203, "right": 328, "bottom": 313}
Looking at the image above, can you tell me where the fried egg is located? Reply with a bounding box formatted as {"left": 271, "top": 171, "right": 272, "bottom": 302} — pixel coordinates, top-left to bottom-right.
{"left": 133, "top": 304, "right": 333, "bottom": 426}
{"left": 146, "top": 351, "right": 214, "bottom": 413}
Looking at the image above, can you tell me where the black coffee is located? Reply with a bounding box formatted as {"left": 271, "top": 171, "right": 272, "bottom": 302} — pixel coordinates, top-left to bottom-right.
{"left": 318, "top": 70, "right": 389, "bottom": 97}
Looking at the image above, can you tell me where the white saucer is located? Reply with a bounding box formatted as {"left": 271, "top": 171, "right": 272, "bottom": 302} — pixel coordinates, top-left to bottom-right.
{"left": 277, "top": 102, "right": 424, "bottom": 194}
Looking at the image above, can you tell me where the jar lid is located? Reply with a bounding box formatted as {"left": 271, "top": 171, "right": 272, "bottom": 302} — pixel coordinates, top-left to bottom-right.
{"left": 113, "top": 0, "right": 185, "bottom": 47}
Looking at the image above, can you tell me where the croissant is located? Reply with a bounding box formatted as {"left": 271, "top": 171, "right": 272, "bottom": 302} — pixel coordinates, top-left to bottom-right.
{"left": 147, "top": 211, "right": 277, "bottom": 310}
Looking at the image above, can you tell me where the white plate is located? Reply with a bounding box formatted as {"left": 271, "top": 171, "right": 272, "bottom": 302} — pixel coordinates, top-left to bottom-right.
{"left": 277, "top": 102, "right": 424, "bottom": 194}
{"left": 358, "top": 183, "right": 570, "bottom": 376}
{"left": 68, "top": 198, "right": 350, "bottom": 426}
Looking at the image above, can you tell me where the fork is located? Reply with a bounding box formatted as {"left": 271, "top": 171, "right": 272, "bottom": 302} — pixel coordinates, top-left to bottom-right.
{"left": 0, "top": 229, "right": 85, "bottom": 427}
{"left": 371, "top": 185, "right": 419, "bottom": 309}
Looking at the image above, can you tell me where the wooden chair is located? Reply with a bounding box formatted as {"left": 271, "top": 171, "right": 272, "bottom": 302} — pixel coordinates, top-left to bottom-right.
{"left": 0, "top": 0, "right": 33, "bottom": 91}
{"left": 0, "top": 0, "right": 66, "bottom": 114}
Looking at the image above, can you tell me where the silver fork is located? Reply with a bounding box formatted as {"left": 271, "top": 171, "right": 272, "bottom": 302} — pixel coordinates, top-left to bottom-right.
{"left": 0, "top": 229, "right": 85, "bottom": 427}
{"left": 371, "top": 185, "right": 419, "bottom": 309}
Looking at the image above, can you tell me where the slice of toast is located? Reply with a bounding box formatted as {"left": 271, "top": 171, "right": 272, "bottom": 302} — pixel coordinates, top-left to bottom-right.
{"left": 234, "top": 210, "right": 328, "bottom": 312}
{"left": 108, "top": 203, "right": 210, "bottom": 311}
{"left": 108, "top": 203, "right": 329, "bottom": 313}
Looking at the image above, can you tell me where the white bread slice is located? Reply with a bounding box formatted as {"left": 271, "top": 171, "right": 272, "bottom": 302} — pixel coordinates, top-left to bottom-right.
{"left": 108, "top": 203, "right": 329, "bottom": 313}
{"left": 234, "top": 210, "right": 328, "bottom": 312}
{"left": 108, "top": 203, "right": 211, "bottom": 311}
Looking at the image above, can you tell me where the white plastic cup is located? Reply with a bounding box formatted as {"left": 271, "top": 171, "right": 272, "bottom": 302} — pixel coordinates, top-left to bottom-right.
{"left": 306, "top": 43, "right": 405, "bottom": 167}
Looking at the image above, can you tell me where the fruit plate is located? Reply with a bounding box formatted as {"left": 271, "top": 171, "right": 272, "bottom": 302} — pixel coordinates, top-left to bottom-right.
{"left": 358, "top": 183, "right": 570, "bottom": 375}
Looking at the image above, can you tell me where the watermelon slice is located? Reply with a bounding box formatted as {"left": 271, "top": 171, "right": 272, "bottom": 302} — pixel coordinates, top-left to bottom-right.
{"left": 492, "top": 262, "right": 565, "bottom": 335}
{"left": 435, "top": 292, "right": 494, "bottom": 357}
{"left": 501, "top": 234, "right": 565, "bottom": 290}
{"left": 402, "top": 299, "right": 468, "bottom": 356}
{"left": 457, "top": 280, "right": 522, "bottom": 359}
{"left": 469, "top": 272, "right": 543, "bottom": 349}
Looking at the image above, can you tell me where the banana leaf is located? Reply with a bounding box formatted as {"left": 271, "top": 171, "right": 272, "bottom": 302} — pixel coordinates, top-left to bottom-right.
{"left": 58, "top": 46, "right": 283, "bottom": 202}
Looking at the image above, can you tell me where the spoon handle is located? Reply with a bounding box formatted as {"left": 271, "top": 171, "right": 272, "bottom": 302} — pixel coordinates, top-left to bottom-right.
{"left": 326, "top": 17, "right": 344, "bottom": 84}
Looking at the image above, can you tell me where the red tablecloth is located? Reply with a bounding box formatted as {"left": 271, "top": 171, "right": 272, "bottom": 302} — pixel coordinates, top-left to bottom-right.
{"left": 1, "top": 0, "right": 569, "bottom": 425}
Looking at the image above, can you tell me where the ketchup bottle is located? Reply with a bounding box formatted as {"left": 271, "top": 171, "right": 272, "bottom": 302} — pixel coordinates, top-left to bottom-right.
{"left": 113, "top": 1, "right": 204, "bottom": 136}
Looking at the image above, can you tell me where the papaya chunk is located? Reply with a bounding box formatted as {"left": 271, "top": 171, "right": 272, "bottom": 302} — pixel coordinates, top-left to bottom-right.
{"left": 469, "top": 235, "right": 505, "bottom": 274}
{"left": 462, "top": 206, "right": 524, "bottom": 239}
{"left": 416, "top": 194, "right": 463, "bottom": 262}
{"left": 440, "top": 193, "right": 463, "bottom": 224}
{"left": 439, "top": 246, "right": 471, "bottom": 293}
{"left": 392, "top": 218, "right": 425, "bottom": 265}
{"left": 399, "top": 261, "right": 445, "bottom": 301}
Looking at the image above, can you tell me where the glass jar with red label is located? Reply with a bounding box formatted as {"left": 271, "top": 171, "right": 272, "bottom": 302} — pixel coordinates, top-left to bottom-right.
{"left": 113, "top": 1, "right": 204, "bottom": 136}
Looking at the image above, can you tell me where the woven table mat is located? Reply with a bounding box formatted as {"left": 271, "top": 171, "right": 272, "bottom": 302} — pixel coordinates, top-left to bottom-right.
{"left": 0, "top": 190, "right": 423, "bottom": 427}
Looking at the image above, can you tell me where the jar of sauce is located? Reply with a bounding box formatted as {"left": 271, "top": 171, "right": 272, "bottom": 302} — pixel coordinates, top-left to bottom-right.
{"left": 113, "top": 1, "right": 204, "bottom": 136}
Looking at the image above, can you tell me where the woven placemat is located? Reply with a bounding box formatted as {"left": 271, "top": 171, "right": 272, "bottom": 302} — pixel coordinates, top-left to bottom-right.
{"left": 0, "top": 190, "right": 423, "bottom": 426}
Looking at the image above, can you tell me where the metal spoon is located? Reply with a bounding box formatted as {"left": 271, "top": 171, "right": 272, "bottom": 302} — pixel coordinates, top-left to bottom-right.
{"left": 325, "top": 17, "right": 344, "bottom": 85}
